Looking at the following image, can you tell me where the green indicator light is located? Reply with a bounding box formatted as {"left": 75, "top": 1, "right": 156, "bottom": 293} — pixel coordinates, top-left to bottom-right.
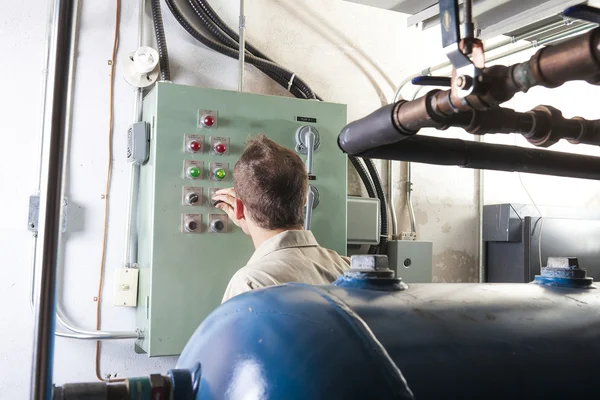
{"left": 188, "top": 166, "right": 200, "bottom": 178}
{"left": 214, "top": 168, "right": 226, "bottom": 180}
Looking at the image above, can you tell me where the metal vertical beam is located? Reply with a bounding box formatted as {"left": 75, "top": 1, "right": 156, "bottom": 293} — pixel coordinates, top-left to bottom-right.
{"left": 30, "top": 0, "right": 75, "bottom": 398}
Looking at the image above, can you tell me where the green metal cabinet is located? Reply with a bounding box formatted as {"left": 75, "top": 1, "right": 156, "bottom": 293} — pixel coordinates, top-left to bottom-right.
{"left": 136, "top": 83, "right": 348, "bottom": 356}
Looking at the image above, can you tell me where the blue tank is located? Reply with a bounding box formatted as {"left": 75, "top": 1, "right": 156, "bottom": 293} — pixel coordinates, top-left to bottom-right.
{"left": 177, "top": 260, "right": 600, "bottom": 399}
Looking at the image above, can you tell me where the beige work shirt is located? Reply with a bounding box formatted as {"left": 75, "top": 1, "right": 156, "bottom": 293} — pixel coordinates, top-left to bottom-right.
{"left": 222, "top": 230, "right": 350, "bottom": 303}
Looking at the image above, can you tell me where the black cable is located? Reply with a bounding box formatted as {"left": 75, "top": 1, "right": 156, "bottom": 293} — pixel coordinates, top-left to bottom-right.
{"left": 349, "top": 156, "right": 379, "bottom": 254}
{"left": 364, "top": 158, "right": 388, "bottom": 255}
{"left": 165, "top": 0, "right": 317, "bottom": 99}
{"left": 150, "top": 0, "right": 171, "bottom": 81}
{"left": 183, "top": 0, "right": 307, "bottom": 98}
{"left": 189, "top": 0, "right": 324, "bottom": 101}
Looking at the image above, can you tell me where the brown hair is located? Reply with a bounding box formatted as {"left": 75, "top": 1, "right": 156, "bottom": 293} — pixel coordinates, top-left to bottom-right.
{"left": 233, "top": 134, "right": 308, "bottom": 230}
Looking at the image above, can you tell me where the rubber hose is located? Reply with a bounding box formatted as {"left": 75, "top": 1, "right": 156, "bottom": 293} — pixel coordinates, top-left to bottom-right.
{"left": 184, "top": 0, "right": 307, "bottom": 98}
{"left": 165, "top": 0, "right": 318, "bottom": 99}
{"left": 364, "top": 158, "right": 389, "bottom": 255}
{"left": 151, "top": 0, "right": 171, "bottom": 81}
{"left": 349, "top": 156, "right": 379, "bottom": 254}
{"left": 194, "top": 0, "right": 272, "bottom": 60}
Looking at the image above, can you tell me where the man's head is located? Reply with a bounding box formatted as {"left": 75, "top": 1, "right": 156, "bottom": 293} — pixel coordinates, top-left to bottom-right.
{"left": 231, "top": 134, "right": 308, "bottom": 235}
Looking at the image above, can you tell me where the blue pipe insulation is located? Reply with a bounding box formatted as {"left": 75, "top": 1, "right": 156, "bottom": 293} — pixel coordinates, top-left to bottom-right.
{"left": 177, "top": 280, "right": 600, "bottom": 399}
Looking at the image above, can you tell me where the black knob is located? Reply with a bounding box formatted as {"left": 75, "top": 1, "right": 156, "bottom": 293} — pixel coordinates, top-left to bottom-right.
{"left": 186, "top": 193, "right": 199, "bottom": 205}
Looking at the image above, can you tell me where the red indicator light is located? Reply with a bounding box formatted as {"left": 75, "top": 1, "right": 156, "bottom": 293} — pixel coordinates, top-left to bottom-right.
{"left": 188, "top": 140, "right": 201, "bottom": 152}
{"left": 214, "top": 142, "right": 227, "bottom": 154}
{"left": 203, "top": 115, "right": 215, "bottom": 127}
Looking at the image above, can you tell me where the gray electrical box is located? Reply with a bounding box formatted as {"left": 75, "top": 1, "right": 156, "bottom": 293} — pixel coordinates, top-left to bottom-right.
{"left": 347, "top": 196, "right": 380, "bottom": 245}
{"left": 387, "top": 240, "right": 433, "bottom": 283}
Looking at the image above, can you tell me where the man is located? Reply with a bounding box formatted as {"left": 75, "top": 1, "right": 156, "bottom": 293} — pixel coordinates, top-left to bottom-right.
{"left": 212, "top": 134, "right": 349, "bottom": 303}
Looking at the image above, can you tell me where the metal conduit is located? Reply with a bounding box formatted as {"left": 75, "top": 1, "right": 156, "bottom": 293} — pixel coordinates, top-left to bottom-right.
{"left": 31, "top": 0, "right": 76, "bottom": 397}
{"left": 30, "top": 0, "right": 141, "bottom": 341}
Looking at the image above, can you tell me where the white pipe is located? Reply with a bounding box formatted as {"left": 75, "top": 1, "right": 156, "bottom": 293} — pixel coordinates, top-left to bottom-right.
{"left": 238, "top": 0, "right": 245, "bottom": 91}
{"left": 56, "top": 310, "right": 139, "bottom": 339}
{"left": 387, "top": 161, "right": 398, "bottom": 239}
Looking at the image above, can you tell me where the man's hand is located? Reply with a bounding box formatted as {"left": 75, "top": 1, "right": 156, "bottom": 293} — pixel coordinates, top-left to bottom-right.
{"left": 213, "top": 187, "right": 241, "bottom": 227}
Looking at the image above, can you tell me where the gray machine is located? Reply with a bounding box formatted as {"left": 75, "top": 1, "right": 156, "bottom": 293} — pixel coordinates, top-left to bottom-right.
{"left": 484, "top": 203, "right": 600, "bottom": 282}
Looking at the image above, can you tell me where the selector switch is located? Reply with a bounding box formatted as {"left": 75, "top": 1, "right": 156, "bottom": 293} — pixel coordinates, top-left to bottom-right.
{"left": 208, "top": 188, "right": 221, "bottom": 206}
{"left": 186, "top": 192, "right": 199, "bottom": 205}
{"left": 182, "top": 187, "right": 203, "bottom": 206}
{"left": 182, "top": 214, "right": 202, "bottom": 234}
{"left": 208, "top": 214, "right": 228, "bottom": 233}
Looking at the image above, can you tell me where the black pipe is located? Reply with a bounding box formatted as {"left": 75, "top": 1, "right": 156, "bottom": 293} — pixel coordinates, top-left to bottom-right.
{"left": 338, "top": 102, "right": 416, "bottom": 155}
{"left": 357, "top": 135, "right": 600, "bottom": 181}
{"left": 363, "top": 159, "right": 388, "bottom": 254}
{"left": 348, "top": 156, "right": 379, "bottom": 254}
{"left": 151, "top": 0, "right": 170, "bottom": 81}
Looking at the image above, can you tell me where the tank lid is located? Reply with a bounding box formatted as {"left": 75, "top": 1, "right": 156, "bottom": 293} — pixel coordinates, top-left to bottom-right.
{"left": 534, "top": 257, "right": 596, "bottom": 289}
{"left": 333, "top": 255, "right": 408, "bottom": 291}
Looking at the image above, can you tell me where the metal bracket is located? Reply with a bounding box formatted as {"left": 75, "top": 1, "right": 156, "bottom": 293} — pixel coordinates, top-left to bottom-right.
{"left": 438, "top": 0, "right": 482, "bottom": 99}
{"left": 28, "top": 195, "right": 68, "bottom": 234}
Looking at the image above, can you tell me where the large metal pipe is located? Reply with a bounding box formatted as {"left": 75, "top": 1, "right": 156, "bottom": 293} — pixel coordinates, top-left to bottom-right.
{"left": 30, "top": 0, "right": 76, "bottom": 398}
{"left": 393, "top": 22, "right": 597, "bottom": 102}
{"left": 356, "top": 135, "right": 600, "bottom": 181}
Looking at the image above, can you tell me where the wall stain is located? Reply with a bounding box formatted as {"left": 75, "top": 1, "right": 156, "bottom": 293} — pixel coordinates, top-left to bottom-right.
{"left": 441, "top": 222, "right": 451, "bottom": 233}
{"left": 433, "top": 249, "right": 477, "bottom": 283}
{"left": 414, "top": 208, "right": 429, "bottom": 226}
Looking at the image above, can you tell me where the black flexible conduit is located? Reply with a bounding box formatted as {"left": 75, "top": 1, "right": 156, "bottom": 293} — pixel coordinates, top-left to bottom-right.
{"left": 183, "top": 0, "right": 306, "bottom": 98}
{"left": 165, "top": 0, "right": 318, "bottom": 99}
{"left": 349, "top": 156, "right": 379, "bottom": 254}
{"left": 151, "top": 0, "right": 171, "bottom": 81}
{"left": 364, "top": 158, "right": 388, "bottom": 254}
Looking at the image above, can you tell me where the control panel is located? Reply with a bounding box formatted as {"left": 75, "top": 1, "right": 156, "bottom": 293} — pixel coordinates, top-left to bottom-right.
{"left": 137, "top": 83, "right": 347, "bottom": 356}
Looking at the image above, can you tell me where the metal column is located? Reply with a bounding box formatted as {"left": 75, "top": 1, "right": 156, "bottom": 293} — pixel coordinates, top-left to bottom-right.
{"left": 30, "top": 0, "right": 76, "bottom": 398}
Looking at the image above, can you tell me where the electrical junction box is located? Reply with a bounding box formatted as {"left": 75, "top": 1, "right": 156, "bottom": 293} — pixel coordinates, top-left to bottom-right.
{"left": 347, "top": 196, "right": 380, "bottom": 245}
{"left": 137, "top": 83, "right": 348, "bottom": 356}
{"left": 387, "top": 240, "right": 433, "bottom": 283}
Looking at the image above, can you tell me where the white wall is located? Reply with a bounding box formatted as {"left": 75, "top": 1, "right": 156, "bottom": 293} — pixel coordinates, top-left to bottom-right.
{"left": 1, "top": 0, "right": 599, "bottom": 397}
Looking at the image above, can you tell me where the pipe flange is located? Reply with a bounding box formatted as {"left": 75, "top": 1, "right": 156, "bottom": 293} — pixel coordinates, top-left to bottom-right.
{"left": 525, "top": 106, "right": 561, "bottom": 148}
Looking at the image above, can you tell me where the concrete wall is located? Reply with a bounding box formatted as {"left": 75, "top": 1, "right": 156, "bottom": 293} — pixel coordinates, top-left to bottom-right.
{"left": 1, "top": 0, "right": 599, "bottom": 396}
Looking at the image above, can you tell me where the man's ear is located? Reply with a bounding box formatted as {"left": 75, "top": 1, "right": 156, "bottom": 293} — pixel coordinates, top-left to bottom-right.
{"left": 235, "top": 198, "right": 245, "bottom": 221}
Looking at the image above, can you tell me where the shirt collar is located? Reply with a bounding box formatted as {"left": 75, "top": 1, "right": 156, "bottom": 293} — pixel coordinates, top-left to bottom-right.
{"left": 248, "top": 230, "right": 319, "bottom": 263}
